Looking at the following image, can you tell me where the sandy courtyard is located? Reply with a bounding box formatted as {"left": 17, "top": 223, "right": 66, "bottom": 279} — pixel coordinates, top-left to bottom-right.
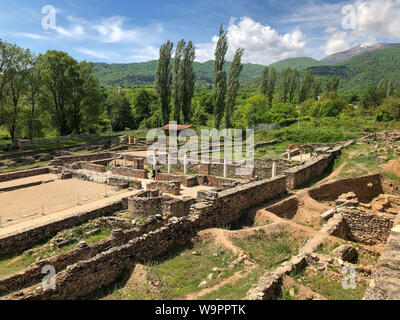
{"left": 0, "top": 177, "right": 128, "bottom": 227}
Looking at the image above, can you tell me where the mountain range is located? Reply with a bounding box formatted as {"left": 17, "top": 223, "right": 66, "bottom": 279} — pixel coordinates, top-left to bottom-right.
{"left": 93, "top": 42, "right": 400, "bottom": 92}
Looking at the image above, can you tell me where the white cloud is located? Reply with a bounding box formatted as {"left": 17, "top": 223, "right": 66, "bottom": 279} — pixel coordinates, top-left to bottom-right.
{"left": 354, "top": 0, "right": 400, "bottom": 38}
{"left": 322, "top": 0, "right": 400, "bottom": 55}
{"left": 93, "top": 16, "right": 140, "bottom": 43}
{"left": 196, "top": 16, "right": 306, "bottom": 65}
{"left": 15, "top": 33, "right": 50, "bottom": 40}
{"left": 325, "top": 26, "right": 337, "bottom": 34}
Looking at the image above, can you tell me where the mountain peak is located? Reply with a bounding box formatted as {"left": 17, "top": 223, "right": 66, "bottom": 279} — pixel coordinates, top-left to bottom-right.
{"left": 321, "top": 42, "right": 399, "bottom": 65}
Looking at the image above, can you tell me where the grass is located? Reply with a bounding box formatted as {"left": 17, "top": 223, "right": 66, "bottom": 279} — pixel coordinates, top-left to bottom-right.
{"left": 0, "top": 160, "right": 51, "bottom": 172}
{"left": 291, "top": 268, "right": 367, "bottom": 300}
{"left": 0, "top": 224, "right": 112, "bottom": 276}
{"left": 198, "top": 268, "right": 265, "bottom": 300}
{"left": 233, "top": 230, "right": 305, "bottom": 271}
{"left": 110, "top": 240, "right": 242, "bottom": 300}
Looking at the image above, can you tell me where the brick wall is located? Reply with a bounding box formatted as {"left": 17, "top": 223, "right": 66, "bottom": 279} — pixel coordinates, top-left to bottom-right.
{"left": 112, "top": 167, "right": 149, "bottom": 179}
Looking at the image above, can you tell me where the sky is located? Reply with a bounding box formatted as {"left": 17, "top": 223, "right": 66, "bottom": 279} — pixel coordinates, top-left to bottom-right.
{"left": 1, "top": 0, "right": 400, "bottom": 65}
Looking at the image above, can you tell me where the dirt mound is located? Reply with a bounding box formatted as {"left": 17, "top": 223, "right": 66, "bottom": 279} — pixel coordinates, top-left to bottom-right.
{"left": 381, "top": 157, "right": 400, "bottom": 177}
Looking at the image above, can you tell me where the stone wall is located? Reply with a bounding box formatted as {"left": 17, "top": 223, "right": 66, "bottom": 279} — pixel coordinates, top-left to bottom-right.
{"left": 364, "top": 213, "right": 400, "bottom": 299}
{"left": 50, "top": 152, "right": 115, "bottom": 167}
{"left": 342, "top": 209, "right": 394, "bottom": 245}
{"left": 111, "top": 167, "right": 148, "bottom": 179}
{"left": 0, "top": 167, "right": 50, "bottom": 183}
{"left": 284, "top": 154, "right": 333, "bottom": 190}
{"left": 0, "top": 199, "right": 125, "bottom": 256}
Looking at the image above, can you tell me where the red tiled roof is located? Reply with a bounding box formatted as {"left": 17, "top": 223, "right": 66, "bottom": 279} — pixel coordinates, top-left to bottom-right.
{"left": 161, "top": 124, "right": 194, "bottom": 131}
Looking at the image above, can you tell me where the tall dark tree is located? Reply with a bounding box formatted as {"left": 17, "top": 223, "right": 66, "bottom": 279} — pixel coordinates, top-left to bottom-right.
{"left": 179, "top": 41, "right": 196, "bottom": 124}
{"left": 260, "top": 66, "right": 269, "bottom": 95}
{"left": 213, "top": 25, "right": 228, "bottom": 129}
{"left": 226, "top": 48, "right": 244, "bottom": 128}
{"left": 173, "top": 39, "right": 185, "bottom": 123}
{"left": 288, "top": 69, "right": 299, "bottom": 104}
{"left": 311, "top": 79, "right": 322, "bottom": 101}
{"left": 297, "top": 71, "right": 314, "bottom": 104}
{"left": 278, "top": 68, "right": 292, "bottom": 103}
{"left": 155, "top": 41, "right": 173, "bottom": 126}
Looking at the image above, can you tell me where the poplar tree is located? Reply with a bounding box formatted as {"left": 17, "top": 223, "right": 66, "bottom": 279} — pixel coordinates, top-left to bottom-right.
{"left": 173, "top": 39, "right": 185, "bottom": 123}
{"left": 214, "top": 25, "right": 228, "bottom": 129}
{"left": 179, "top": 41, "right": 196, "bottom": 124}
{"left": 155, "top": 41, "right": 173, "bottom": 126}
{"left": 226, "top": 48, "right": 244, "bottom": 128}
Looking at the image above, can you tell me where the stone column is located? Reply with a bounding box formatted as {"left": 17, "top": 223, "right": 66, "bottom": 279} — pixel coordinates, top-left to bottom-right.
{"left": 223, "top": 158, "right": 228, "bottom": 179}
{"left": 272, "top": 160, "right": 277, "bottom": 178}
{"left": 153, "top": 150, "right": 157, "bottom": 169}
{"left": 124, "top": 156, "right": 127, "bottom": 168}
{"left": 168, "top": 153, "right": 171, "bottom": 174}
{"left": 184, "top": 153, "right": 188, "bottom": 175}
{"left": 288, "top": 150, "right": 291, "bottom": 161}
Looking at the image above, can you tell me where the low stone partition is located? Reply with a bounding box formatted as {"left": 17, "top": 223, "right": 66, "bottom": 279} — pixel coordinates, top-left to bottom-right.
{"left": 364, "top": 213, "right": 400, "bottom": 299}
{"left": 308, "top": 174, "right": 384, "bottom": 202}
{"left": 155, "top": 173, "right": 197, "bottom": 187}
{"left": 108, "top": 177, "right": 142, "bottom": 190}
{"left": 49, "top": 152, "right": 115, "bottom": 167}
{"left": 0, "top": 198, "right": 126, "bottom": 256}
{"left": 0, "top": 167, "right": 50, "bottom": 183}
{"left": 70, "top": 161, "right": 106, "bottom": 173}
{"left": 123, "top": 155, "right": 145, "bottom": 169}
{"left": 147, "top": 180, "right": 181, "bottom": 195}
{"left": 112, "top": 167, "right": 148, "bottom": 179}
{"left": 197, "top": 175, "right": 245, "bottom": 188}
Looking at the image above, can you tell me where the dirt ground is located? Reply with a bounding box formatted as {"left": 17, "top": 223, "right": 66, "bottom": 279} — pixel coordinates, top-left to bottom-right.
{"left": 0, "top": 176, "right": 128, "bottom": 227}
{"left": 381, "top": 157, "right": 400, "bottom": 177}
{"left": 0, "top": 174, "right": 58, "bottom": 189}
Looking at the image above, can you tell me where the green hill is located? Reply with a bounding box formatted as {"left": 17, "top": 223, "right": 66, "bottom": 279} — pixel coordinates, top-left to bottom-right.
{"left": 93, "top": 60, "right": 265, "bottom": 87}
{"left": 269, "top": 57, "right": 325, "bottom": 73}
{"left": 306, "top": 44, "right": 400, "bottom": 92}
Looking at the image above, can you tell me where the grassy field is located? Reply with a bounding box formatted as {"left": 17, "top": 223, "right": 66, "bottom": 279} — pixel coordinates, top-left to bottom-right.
{"left": 108, "top": 239, "right": 242, "bottom": 300}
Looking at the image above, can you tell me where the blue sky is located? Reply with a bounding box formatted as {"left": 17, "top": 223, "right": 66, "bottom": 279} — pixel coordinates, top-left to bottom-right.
{"left": 1, "top": 0, "right": 399, "bottom": 65}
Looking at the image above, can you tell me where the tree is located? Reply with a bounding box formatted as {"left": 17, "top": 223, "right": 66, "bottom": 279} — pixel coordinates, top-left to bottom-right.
{"left": 260, "top": 66, "right": 269, "bottom": 95}
{"left": 297, "top": 71, "right": 314, "bottom": 104}
{"left": 70, "top": 62, "right": 104, "bottom": 134}
{"left": 38, "top": 50, "right": 81, "bottom": 136}
{"left": 26, "top": 56, "right": 42, "bottom": 139}
{"left": 179, "top": 41, "right": 196, "bottom": 124}
{"left": 225, "top": 48, "right": 244, "bottom": 128}
{"left": 278, "top": 68, "right": 292, "bottom": 103}
{"left": 288, "top": 69, "right": 299, "bottom": 104}
{"left": 213, "top": 25, "right": 228, "bottom": 129}
{"left": 155, "top": 41, "right": 173, "bottom": 126}
{"left": 234, "top": 94, "right": 268, "bottom": 128}
{"left": 266, "top": 102, "right": 297, "bottom": 123}
{"left": 107, "top": 91, "right": 134, "bottom": 131}
{"left": 173, "top": 39, "right": 185, "bottom": 122}
{"left": 133, "top": 88, "right": 158, "bottom": 125}
{"left": 325, "top": 75, "right": 340, "bottom": 93}
{"left": 5, "top": 46, "right": 32, "bottom": 140}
